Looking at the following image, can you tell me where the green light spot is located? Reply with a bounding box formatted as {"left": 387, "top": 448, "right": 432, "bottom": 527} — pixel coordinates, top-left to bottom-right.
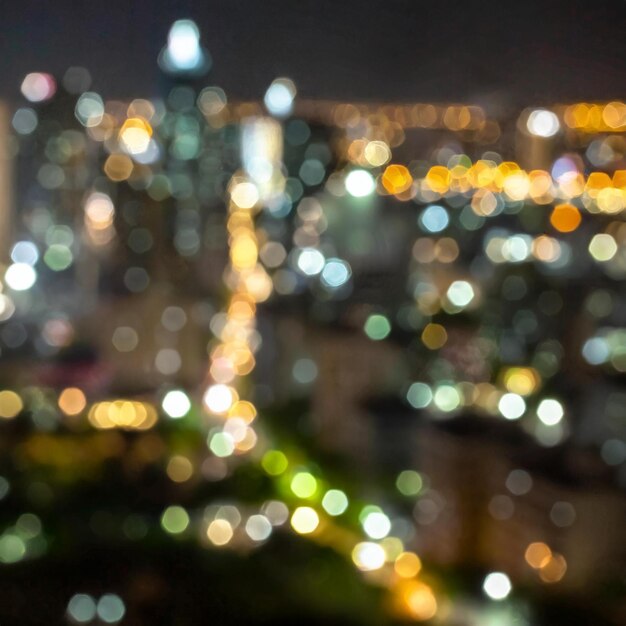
{"left": 290, "top": 472, "right": 318, "bottom": 498}
{"left": 322, "top": 489, "right": 349, "bottom": 516}
{"left": 16, "top": 513, "right": 42, "bottom": 539}
{"left": 358, "top": 504, "right": 382, "bottom": 524}
{"left": 364, "top": 314, "right": 391, "bottom": 341}
{"left": 67, "top": 594, "right": 97, "bottom": 623}
{"left": 396, "top": 470, "right": 423, "bottom": 496}
{"left": 406, "top": 382, "right": 432, "bottom": 409}
{"left": 433, "top": 384, "right": 461, "bottom": 412}
{"left": 160, "top": 505, "right": 189, "bottom": 534}
{"left": 0, "top": 534, "right": 26, "bottom": 563}
{"left": 261, "top": 450, "right": 288, "bottom": 476}
{"left": 44, "top": 244, "right": 73, "bottom": 271}
{"left": 209, "top": 432, "right": 234, "bottom": 457}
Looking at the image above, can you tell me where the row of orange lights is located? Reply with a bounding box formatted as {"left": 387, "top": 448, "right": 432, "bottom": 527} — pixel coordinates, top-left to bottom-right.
{"left": 372, "top": 162, "right": 626, "bottom": 216}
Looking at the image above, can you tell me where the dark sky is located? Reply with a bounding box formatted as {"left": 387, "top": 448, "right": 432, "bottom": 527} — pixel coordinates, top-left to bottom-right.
{"left": 2, "top": 0, "right": 626, "bottom": 109}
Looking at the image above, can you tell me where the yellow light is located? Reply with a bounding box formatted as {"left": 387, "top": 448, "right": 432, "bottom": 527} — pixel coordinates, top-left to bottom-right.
{"left": 421, "top": 323, "right": 447, "bottom": 350}
{"left": 230, "top": 182, "right": 259, "bottom": 209}
{"left": 525, "top": 542, "right": 552, "bottom": 569}
{"left": 602, "top": 101, "right": 626, "bottom": 129}
{"left": 550, "top": 203, "right": 582, "bottom": 232}
{"left": 539, "top": 553, "right": 567, "bottom": 583}
{"left": 394, "top": 551, "right": 422, "bottom": 578}
{"left": 528, "top": 170, "right": 554, "bottom": 204}
{"left": 424, "top": 166, "right": 449, "bottom": 194}
{"left": 58, "top": 387, "right": 87, "bottom": 416}
{"left": 503, "top": 367, "right": 539, "bottom": 396}
{"left": 230, "top": 233, "right": 258, "bottom": 270}
{"left": 399, "top": 580, "right": 437, "bottom": 621}
{"left": 352, "top": 542, "right": 386, "bottom": 571}
{"left": 0, "top": 390, "right": 23, "bottom": 419}
{"left": 228, "top": 400, "right": 257, "bottom": 424}
{"left": 104, "top": 154, "right": 133, "bottom": 181}
{"left": 290, "top": 506, "right": 319, "bottom": 534}
{"left": 203, "top": 384, "right": 236, "bottom": 414}
{"left": 206, "top": 519, "right": 234, "bottom": 546}
{"left": 364, "top": 141, "right": 391, "bottom": 167}
{"left": 503, "top": 171, "right": 530, "bottom": 201}
{"left": 290, "top": 472, "right": 318, "bottom": 498}
{"left": 166, "top": 455, "right": 194, "bottom": 482}
{"left": 596, "top": 187, "right": 624, "bottom": 214}
{"left": 382, "top": 164, "right": 413, "bottom": 194}
{"left": 119, "top": 117, "right": 153, "bottom": 155}
{"left": 88, "top": 400, "right": 157, "bottom": 430}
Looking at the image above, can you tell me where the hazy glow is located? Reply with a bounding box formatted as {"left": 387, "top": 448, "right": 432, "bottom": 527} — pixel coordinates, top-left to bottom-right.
{"left": 394, "top": 551, "right": 422, "bottom": 578}
{"left": 166, "top": 20, "right": 202, "bottom": 70}
{"left": 264, "top": 78, "right": 296, "bottom": 117}
{"left": 21, "top": 73, "right": 56, "bottom": 102}
{"left": 0, "top": 391, "right": 23, "bottom": 419}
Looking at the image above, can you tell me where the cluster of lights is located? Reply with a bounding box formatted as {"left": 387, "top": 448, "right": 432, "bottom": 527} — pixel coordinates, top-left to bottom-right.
{"left": 329, "top": 153, "right": 626, "bottom": 216}
{"left": 87, "top": 400, "right": 157, "bottom": 430}
{"left": 66, "top": 593, "right": 125, "bottom": 624}
{"left": 4, "top": 24, "right": 623, "bottom": 622}
{"left": 562, "top": 101, "right": 626, "bottom": 133}
{"left": 524, "top": 542, "right": 568, "bottom": 583}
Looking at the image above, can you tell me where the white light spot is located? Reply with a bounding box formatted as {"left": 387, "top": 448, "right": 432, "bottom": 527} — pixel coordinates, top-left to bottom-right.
{"left": 166, "top": 20, "right": 202, "bottom": 70}
{"left": 345, "top": 170, "right": 375, "bottom": 197}
{"left": 537, "top": 398, "right": 564, "bottom": 426}
{"left": 203, "top": 384, "right": 234, "bottom": 414}
{"left": 245, "top": 514, "right": 272, "bottom": 541}
{"left": 352, "top": 542, "right": 386, "bottom": 571}
{"left": 264, "top": 78, "right": 296, "bottom": 117}
{"left": 162, "top": 390, "right": 191, "bottom": 419}
{"left": 498, "top": 393, "right": 526, "bottom": 420}
{"left": 321, "top": 258, "right": 351, "bottom": 288}
{"left": 4, "top": 263, "right": 37, "bottom": 291}
{"left": 362, "top": 511, "right": 391, "bottom": 539}
{"left": 296, "top": 248, "right": 325, "bottom": 276}
{"left": 483, "top": 572, "right": 512, "bottom": 600}
{"left": 527, "top": 109, "right": 560, "bottom": 138}
{"left": 446, "top": 280, "right": 475, "bottom": 307}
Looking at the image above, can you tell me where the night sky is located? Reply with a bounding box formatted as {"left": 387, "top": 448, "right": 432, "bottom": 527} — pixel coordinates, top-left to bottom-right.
{"left": 2, "top": 0, "right": 626, "bottom": 108}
